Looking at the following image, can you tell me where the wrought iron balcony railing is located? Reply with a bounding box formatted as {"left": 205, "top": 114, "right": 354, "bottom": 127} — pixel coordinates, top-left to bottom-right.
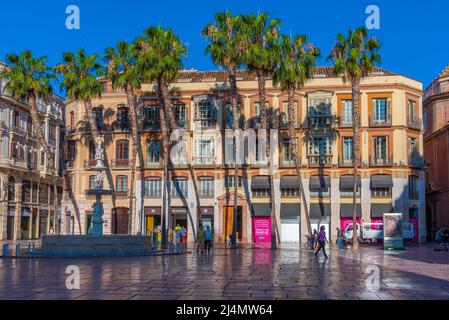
{"left": 369, "top": 116, "right": 392, "bottom": 127}
{"left": 84, "top": 159, "right": 99, "bottom": 170}
{"left": 370, "top": 155, "right": 393, "bottom": 167}
{"left": 307, "top": 115, "right": 333, "bottom": 128}
{"left": 308, "top": 154, "right": 333, "bottom": 167}
{"left": 339, "top": 117, "right": 353, "bottom": 128}
{"left": 111, "top": 159, "right": 130, "bottom": 168}
{"left": 407, "top": 116, "right": 422, "bottom": 130}
{"left": 193, "top": 156, "right": 216, "bottom": 167}
{"left": 145, "top": 161, "right": 163, "bottom": 169}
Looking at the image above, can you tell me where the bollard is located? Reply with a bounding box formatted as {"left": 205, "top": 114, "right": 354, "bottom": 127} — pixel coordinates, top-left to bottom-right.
{"left": 15, "top": 243, "right": 20, "bottom": 257}
{"left": 2, "top": 244, "right": 9, "bottom": 257}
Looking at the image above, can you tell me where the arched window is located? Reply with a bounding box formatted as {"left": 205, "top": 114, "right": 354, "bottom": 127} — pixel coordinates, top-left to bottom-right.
{"left": 8, "top": 177, "right": 15, "bottom": 201}
{"left": 116, "top": 105, "right": 129, "bottom": 130}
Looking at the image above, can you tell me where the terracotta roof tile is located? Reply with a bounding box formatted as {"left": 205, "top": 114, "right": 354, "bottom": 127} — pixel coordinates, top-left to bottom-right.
{"left": 174, "top": 66, "right": 394, "bottom": 83}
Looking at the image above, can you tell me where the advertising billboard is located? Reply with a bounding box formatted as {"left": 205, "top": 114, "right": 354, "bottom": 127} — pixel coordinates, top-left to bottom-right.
{"left": 383, "top": 213, "right": 404, "bottom": 250}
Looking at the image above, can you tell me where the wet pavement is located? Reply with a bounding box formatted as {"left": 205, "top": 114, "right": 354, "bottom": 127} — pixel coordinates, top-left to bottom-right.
{"left": 0, "top": 243, "right": 448, "bottom": 300}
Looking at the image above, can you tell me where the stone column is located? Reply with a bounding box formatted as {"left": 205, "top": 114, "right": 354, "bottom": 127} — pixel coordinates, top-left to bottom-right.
{"left": 361, "top": 177, "right": 371, "bottom": 222}
{"left": 14, "top": 177, "right": 22, "bottom": 240}
{"left": 330, "top": 177, "right": 340, "bottom": 241}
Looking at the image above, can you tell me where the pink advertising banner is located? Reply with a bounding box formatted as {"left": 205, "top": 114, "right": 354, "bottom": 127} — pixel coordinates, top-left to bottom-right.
{"left": 252, "top": 217, "right": 271, "bottom": 243}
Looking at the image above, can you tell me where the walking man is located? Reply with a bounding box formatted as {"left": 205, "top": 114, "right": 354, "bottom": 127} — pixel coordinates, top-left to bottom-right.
{"left": 315, "top": 226, "right": 329, "bottom": 259}
{"left": 204, "top": 226, "right": 213, "bottom": 254}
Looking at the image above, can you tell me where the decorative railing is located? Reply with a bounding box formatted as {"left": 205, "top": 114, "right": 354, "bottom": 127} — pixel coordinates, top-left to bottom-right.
{"left": 193, "top": 156, "right": 216, "bottom": 167}
{"left": 111, "top": 159, "right": 130, "bottom": 168}
{"left": 369, "top": 116, "right": 392, "bottom": 127}
{"left": 370, "top": 155, "right": 393, "bottom": 167}
{"left": 307, "top": 115, "right": 333, "bottom": 128}
{"left": 308, "top": 155, "right": 333, "bottom": 167}
{"left": 407, "top": 116, "right": 422, "bottom": 130}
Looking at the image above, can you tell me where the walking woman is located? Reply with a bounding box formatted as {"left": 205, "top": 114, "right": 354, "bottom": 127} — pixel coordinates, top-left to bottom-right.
{"left": 315, "top": 226, "right": 329, "bottom": 259}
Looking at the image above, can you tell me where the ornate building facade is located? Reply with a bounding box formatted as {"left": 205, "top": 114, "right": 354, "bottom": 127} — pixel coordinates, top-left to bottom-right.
{"left": 62, "top": 67, "right": 426, "bottom": 243}
{"left": 423, "top": 65, "right": 449, "bottom": 239}
{"left": 0, "top": 62, "right": 65, "bottom": 241}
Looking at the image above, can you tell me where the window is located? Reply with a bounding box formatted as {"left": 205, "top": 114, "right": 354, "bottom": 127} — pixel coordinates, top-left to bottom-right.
{"left": 224, "top": 176, "right": 243, "bottom": 189}
{"left": 408, "top": 100, "right": 417, "bottom": 121}
{"left": 253, "top": 102, "right": 268, "bottom": 128}
{"left": 409, "top": 176, "right": 419, "bottom": 199}
{"left": 372, "top": 98, "right": 390, "bottom": 122}
{"left": 11, "top": 141, "right": 24, "bottom": 161}
{"left": 173, "top": 104, "right": 188, "bottom": 128}
{"left": 8, "top": 177, "right": 15, "bottom": 201}
{"left": 88, "top": 141, "right": 96, "bottom": 160}
{"left": 281, "top": 188, "right": 299, "bottom": 197}
{"left": 371, "top": 187, "right": 391, "bottom": 198}
{"left": 373, "top": 136, "right": 388, "bottom": 161}
{"left": 252, "top": 188, "right": 270, "bottom": 197}
{"left": 194, "top": 97, "right": 216, "bottom": 127}
{"left": 224, "top": 104, "right": 234, "bottom": 129}
{"left": 199, "top": 177, "right": 214, "bottom": 197}
{"left": 143, "top": 105, "right": 160, "bottom": 130}
{"left": 116, "top": 176, "right": 128, "bottom": 193}
{"left": 308, "top": 136, "right": 332, "bottom": 155}
{"left": 342, "top": 137, "right": 353, "bottom": 164}
{"left": 32, "top": 182, "right": 38, "bottom": 203}
{"left": 145, "top": 178, "right": 162, "bottom": 197}
{"left": 194, "top": 138, "right": 215, "bottom": 164}
{"left": 116, "top": 106, "right": 129, "bottom": 130}
{"left": 22, "top": 180, "right": 31, "bottom": 203}
{"left": 49, "top": 124, "right": 56, "bottom": 144}
{"left": 340, "top": 187, "right": 360, "bottom": 198}
{"left": 308, "top": 97, "right": 331, "bottom": 116}
{"left": 13, "top": 111, "right": 20, "bottom": 127}
{"left": 281, "top": 138, "right": 295, "bottom": 165}
{"left": 281, "top": 102, "right": 298, "bottom": 127}
{"left": 69, "top": 111, "right": 75, "bottom": 129}
{"left": 409, "top": 137, "right": 418, "bottom": 156}
{"left": 65, "top": 140, "right": 76, "bottom": 161}
{"left": 89, "top": 175, "right": 96, "bottom": 190}
{"left": 116, "top": 140, "right": 129, "bottom": 160}
{"left": 39, "top": 184, "right": 49, "bottom": 204}
{"left": 93, "top": 108, "right": 103, "bottom": 130}
{"left": 171, "top": 177, "right": 188, "bottom": 197}
{"left": 146, "top": 141, "right": 161, "bottom": 165}
{"left": 341, "top": 99, "right": 353, "bottom": 125}
{"left": 50, "top": 186, "right": 55, "bottom": 204}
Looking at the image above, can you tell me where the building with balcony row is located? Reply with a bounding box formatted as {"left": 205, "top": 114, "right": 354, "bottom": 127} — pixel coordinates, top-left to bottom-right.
{"left": 424, "top": 64, "right": 449, "bottom": 239}
{"left": 0, "top": 61, "right": 65, "bottom": 241}
{"left": 62, "top": 67, "right": 426, "bottom": 243}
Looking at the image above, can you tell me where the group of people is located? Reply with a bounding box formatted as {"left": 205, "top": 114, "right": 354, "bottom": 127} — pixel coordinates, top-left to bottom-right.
{"left": 174, "top": 224, "right": 188, "bottom": 246}
{"left": 196, "top": 225, "right": 213, "bottom": 254}
{"left": 435, "top": 227, "right": 449, "bottom": 251}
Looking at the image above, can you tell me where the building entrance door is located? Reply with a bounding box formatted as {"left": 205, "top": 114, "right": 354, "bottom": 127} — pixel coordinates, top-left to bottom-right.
{"left": 223, "top": 206, "right": 242, "bottom": 243}
{"left": 112, "top": 208, "right": 129, "bottom": 234}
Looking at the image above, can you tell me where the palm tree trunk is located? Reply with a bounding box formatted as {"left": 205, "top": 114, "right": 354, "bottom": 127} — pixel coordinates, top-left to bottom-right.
{"left": 158, "top": 99, "right": 170, "bottom": 248}
{"left": 257, "top": 72, "right": 277, "bottom": 249}
{"left": 27, "top": 92, "right": 54, "bottom": 172}
{"left": 287, "top": 86, "right": 312, "bottom": 241}
{"left": 125, "top": 85, "right": 141, "bottom": 235}
{"left": 228, "top": 68, "right": 239, "bottom": 249}
{"left": 352, "top": 79, "right": 361, "bottom": 250}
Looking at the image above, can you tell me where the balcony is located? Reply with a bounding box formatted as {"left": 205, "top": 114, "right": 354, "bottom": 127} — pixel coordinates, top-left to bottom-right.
{"left": 84, "top": 159, "right": 99, "bottom": 170}
{"left": 65, "top": 161, "right": 75, "bottom": 170}
{"left": 112, "top": 121, "right": 131, "bottom": 132}
{"left": 369, "top": 116, "right": 392, "bottom": 127}
{"left": 308, "top": 155, "right": 333, "bottom": 167}
{"left": 193, "top": 156, "right": 216, "bottom": 167}
{"left": 27, "top": 162, "right": 37, "bottom": 171}
{"left": 407, "top": 116, "right": 422, "bottom": 130}
{"left": 145, "top": 161, "right": 163, "bottom": 169}
{"left": 409, "top": 153, "right": 425, "bottom": 168}
{"left": 307, "top": 115, "right": 334, "bottom": 128}
{"left": 339, "top": 117, "right": 353, "bottom": 128}
{"left": 115, "top": 190, "right": 130, "bottom": 198}
{"left": 111, "top": 159, "right": 130, "bottom": 169}
{"left": 280, "top": 158, "right": 296, "bottom": 167}
{"left": 339, "top": 158, "right": 354, "bottom": 167}
{"left": 11, "top": 125, "right": 25, "bottom": 136}
{"left": 193, "top": 119, "right": 217, "bottom": 130}
{"left": 370, "top": 155, "right": 393, "bottom": 167}
{"left": 26, "top": 130, "right": 38, "bottom": 141}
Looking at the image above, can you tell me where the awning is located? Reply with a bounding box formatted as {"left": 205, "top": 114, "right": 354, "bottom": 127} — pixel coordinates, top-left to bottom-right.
{"left": 340, "top": 204, "right": 362, "bottom": 217}
{"left": 144, "top": 207, "right": 161, "bottom": 216}
{"left": 280, "top": 203, "right": 301, "bottom": 218}
{"left": 371, "top": 203, "right": 393, "bottom": 218}
{"left": 310, "top": 203, "right": 331, "bottom": 218}
{"left": 309, "top": 176, "right": 330, "bottom": 190}
{"left": 280, "top": 176, "right": 300, "bottom": 189}
{"left": 200, "top": 207, "right": 214, "bottom": 215}
{"left": 251, "top": 176, "right": 270, "bottom": 189}
{"left": 252, "top": 203, "right": 272, "bottom": 216}
{"left": 340, "top": 175, "right": 361, "bottom": 189}
{"left": 371, "top": 175, "right": 393, "bottom": 188}
{"left": 171, "top": 207, "right": 188, "bottom": 215}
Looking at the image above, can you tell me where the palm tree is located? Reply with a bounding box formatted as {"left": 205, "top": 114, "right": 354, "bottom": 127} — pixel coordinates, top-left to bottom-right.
{"left": 273, "top": 34, "right": 320, "bottom": 242}
{"left": 328, "top": 27, "right": 381, "bottom": 250}
{"left": 241, "top": 12, "right": 281, "bottom": 249}
{"left": 54, "top": 50, "right": 104, "bottom": 153}
{"left": 136, "top": 26, "right": 202, "bottom": 243}
{"left": 0, "top": 50, "right": 56, "bottom": 173}
{"left": 104, "top": 41, "right": 145, "bottom": 235}
{"left": 202, "top": 11, "right": 247, "bottom": 248}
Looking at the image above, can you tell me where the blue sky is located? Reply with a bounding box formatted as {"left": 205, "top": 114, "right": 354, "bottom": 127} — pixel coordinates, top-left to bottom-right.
{"left": 1, "top": 0, "right": 447, "bottom": 96}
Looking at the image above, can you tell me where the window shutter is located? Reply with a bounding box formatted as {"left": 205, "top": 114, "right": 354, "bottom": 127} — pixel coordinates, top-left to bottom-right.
{"left": 387, "top": 99, "right": 391, "bottom": 120}
{"left": 372, "top": 99, "right": 376, "bottom": 120}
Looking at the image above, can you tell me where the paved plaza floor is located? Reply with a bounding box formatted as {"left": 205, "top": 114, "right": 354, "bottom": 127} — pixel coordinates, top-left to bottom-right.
{"left": 0, "top": 243, "right": 448, "bottom": 300}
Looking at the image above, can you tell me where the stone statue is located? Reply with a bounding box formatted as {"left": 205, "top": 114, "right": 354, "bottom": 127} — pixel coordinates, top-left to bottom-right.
{"left": 91, "top": 197, "right": 104, "bottom": 236}
{"left": 94, "top": 139, "right": 104, "bottom": 167}
{"left": 94, "top": 171, "right": 104, "bottom": 190}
